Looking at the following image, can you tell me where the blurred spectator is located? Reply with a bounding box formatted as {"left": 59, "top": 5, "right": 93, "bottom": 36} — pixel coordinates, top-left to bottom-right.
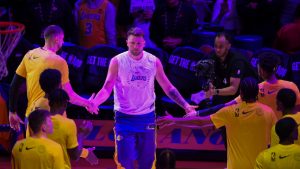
{"left": 211, "top": 0, "right": 239, "bottom": 36}
{"left": 117, "top": 0, "right": 159, "bottom": 48}
{"left": 274, "top": 4, "right": 300, "bottom": 54}
{"left": 237, "top": 0, "right": 283, "bottom": 46}
{"left": 74, "top": 0, "right": 117, "bottom": 48}
{"left": 11, "top": 0, "right": 77, "bottom": 45}
{"left": 157, "top": 149, "right": 176, "bottom": 169}
{"left": 279, "top": 0, "right": 300, "bottom": 26}
{"left": 150, "top": 0, "right": 197, "bottom": 53}
{"left": 0, "top": 0, "right": 9, "bottom": 21}
{"left": 185, "top": 0, "right": 211, "bottom": 24}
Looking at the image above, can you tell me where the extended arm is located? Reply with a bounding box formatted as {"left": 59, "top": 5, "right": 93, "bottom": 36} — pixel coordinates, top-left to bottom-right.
{"left": 155, "top": 59, "right": 197, "bottom": 114}
{"left": 92, "top": 57, "right": 118, "bottom": 106}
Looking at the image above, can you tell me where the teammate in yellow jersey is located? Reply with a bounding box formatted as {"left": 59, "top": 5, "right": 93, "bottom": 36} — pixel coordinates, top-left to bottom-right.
{"left": 271, "top": 88, "right": 300, "bottom": 146}
{"left": 47, "top": 88, "right": 98, "bottom": 168}
{"left": 158, "top": 77, "right": 277, "bottom": 169}
{"left": 11, "top": 109, "right": 64, "bottom": 169}
{"left": 231, "top": 52, "right": 300, "bottom": 119}
{"left": 31, "top": 68, "right": 62, "bottom": 113}
{"left": 9, "top": 25, "right": 98, "bottom": 132}
{"left": 255, "top": 117, "right": 300, "bottom": 169}
{"left": 187, "top": 51, "right": 300, "bottom": 120}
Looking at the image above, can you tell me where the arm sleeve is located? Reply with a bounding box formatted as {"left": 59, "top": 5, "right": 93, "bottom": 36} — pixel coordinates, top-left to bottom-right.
{"left": 105, "top": 2, "right": 117, "bottom": 46}
{"left": 9, "top": 74, "right": 26, "bottom": 112}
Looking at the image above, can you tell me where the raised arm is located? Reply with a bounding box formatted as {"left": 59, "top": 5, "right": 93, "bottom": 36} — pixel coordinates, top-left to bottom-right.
{"left": 92, "top": 57, "right": 118, "bottom": 106}
{"left": 155, "top": 58, "right": 197, "bottom": 114}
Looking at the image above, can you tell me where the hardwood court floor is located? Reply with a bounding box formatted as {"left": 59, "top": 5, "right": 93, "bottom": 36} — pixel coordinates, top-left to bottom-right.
{"left": 1, "top": 156, "right": 226, "bottom": 169}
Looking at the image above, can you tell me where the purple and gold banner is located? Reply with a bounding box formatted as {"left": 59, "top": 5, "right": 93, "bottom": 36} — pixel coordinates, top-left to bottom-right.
{"left": 77, "top": 120, "right": 225, "bottom": 151}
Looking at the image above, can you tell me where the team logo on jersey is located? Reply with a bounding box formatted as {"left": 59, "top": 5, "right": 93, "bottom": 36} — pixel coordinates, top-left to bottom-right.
{"left": 234, "top": 108, "right": 239, "bottom": 117}
{"left": 271, "top": 152, "right": 276, "bottom": 161}
{"left": 260, "top": 88, "right": 265, "bottom": 97}
{"left": 25, "top": 146, "right": 35, "bottom": 150}
{"left": 279, "top": 155, "right": 289, "bottom": 159}
{"left": 19, "top": 143, "right": 24, "bottom": 152}
{"left": 127, "top": 66, "right": 152, "bottom": 88}
{"left": 37, "top": 145, "right": 46, "bottom": 154}
{"left": 116, "top": 135, "right": 123, "bottom": 141}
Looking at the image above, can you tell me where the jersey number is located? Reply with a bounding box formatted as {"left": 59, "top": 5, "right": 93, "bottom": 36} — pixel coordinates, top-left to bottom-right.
{"left": 85, "top": 22, "right": 93, "bottom": 35}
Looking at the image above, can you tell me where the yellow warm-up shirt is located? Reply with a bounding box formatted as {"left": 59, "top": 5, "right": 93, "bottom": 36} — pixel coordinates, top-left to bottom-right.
{"left": 255, "top": 144, "right": 300, "bottom": 169}
{"left": 271, "top": 113, "right": 300, "bottom": 147}
{"left": 211, "top": 102, "right": 277, "bottom": 169}
{"left": 27, "top": 97, "right": 66, "bottom": 136}
{"left": 16, "top": 47, "right": 69, "bottom": 117}
{"left": 47, "top": 114, "right": 78, "bottom": 169}
{"left": 12, "top": 137, "right": 64, "bottom": 169}
{"left": 31, "top": 97, "right": 50, "bottom": 112}
{"left": 235, "top": 80, "right": 300, "bottom": 119}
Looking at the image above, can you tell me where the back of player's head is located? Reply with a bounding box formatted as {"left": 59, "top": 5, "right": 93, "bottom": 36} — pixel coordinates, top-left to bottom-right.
{"left": 127, "top": 27, "right": 144, "bottom": 38}
{"left": 258, "top": 52, "right": 280, "bottom": 74}
{"left": 275, "top": 117, "right": 297, "bottom": 141}
{"left": 157, "top": 149, "right": 176, "bottom": 169}
{"left": 277, "top": 88, "right": 296, "bottom": 110}
{"left": 48, "top": 88, "right": 70, "bottom": 112}
{"left": 215, "top": 32, "right": 232, "bottom": 44}
{"left": 28, "top": 109, "right": 51, "bottom": 134}
{"left": 240, "top": 77, "right": 259, "bottom": 102}
{"left": 39, "top": 69, "right": 62, "bottom": 94}
{"left": 43, "top": 25, "right": 64, "bottom": 40}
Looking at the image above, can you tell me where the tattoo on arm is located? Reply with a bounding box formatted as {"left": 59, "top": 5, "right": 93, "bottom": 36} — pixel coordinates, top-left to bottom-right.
{"left": 168, "top": 88, "right": 188, "bottom": 109}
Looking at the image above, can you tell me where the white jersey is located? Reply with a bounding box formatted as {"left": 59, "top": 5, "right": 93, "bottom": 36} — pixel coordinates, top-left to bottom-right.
{"left": 114, "top": 51, "right": 157, "bottom": 115}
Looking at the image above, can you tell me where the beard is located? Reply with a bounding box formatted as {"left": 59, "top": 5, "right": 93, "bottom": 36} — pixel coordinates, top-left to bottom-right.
{"left": 130, "top": 49, "right": 143, "bottom": 56}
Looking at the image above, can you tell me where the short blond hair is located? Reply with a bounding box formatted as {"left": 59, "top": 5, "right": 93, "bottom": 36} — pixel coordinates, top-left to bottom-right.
{"left": 43, "top": 25, "right": 64, "bottom": 40}
{"left": 127, "top": 27, "right": 144, "bottom": 38}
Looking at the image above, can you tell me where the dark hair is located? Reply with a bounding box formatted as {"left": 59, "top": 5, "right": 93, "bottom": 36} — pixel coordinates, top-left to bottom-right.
{"left": 127, "top": 27, "right": 144, "bottom": 38}
{"left": 28, "top": 109, "right": 50, "bottom": 134}
{"left": 157, "top": 149, "right": 176, "bottom": 169}
{"left": 277, "top": 88, "right": 296, "bottom": 110}
{"left": 43, "top": 25, "right": 64, "bottom": 40}
{"left": 275, "top": 117, "right": 297, "bottom": 141}
{"left": 215, "top": 32, "right": 232, "bottom": 44}
{"left": 258, "top": 52, "right": 280, "bottom": 74}
{"left": 240, "top": 77, "right": 259, "bottom": 102}
{"left": 48, "top": 89, "right": 70, "bottom": 111}
{"left": 39, "top": 69, "right": 62, "bottom": 94}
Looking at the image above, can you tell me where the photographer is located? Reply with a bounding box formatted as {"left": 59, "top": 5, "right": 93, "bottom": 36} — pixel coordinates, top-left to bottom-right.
{"left": 192, "top": 33, "right": 257, "bottom": 151}
{"left": 200, "top": 32, "right": 257, "bottom": 106}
